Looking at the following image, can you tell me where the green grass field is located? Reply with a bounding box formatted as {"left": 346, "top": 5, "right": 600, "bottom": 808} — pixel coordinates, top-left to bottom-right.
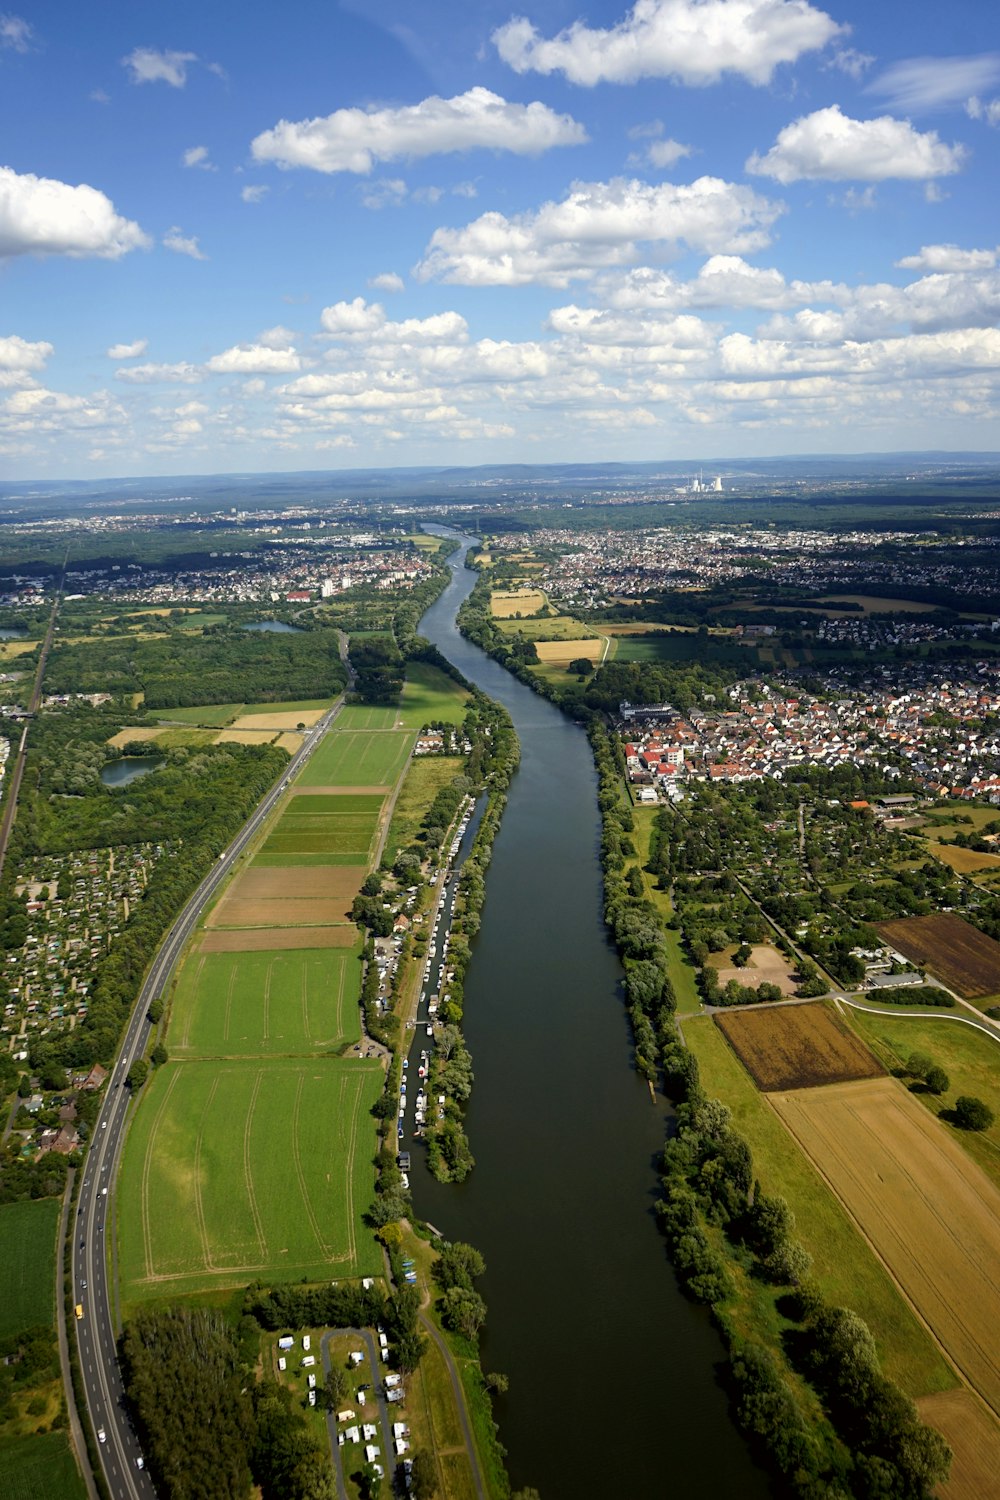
{"left": 399, "top": 662, "right": 470, "bottom": 728}
{"left": 386, "top": 757, "right": 464, "bottom": 862}
{"left": 336, "top": 704, "right": 401, "bottom": 731}
{"left": 259, "top": 799, "right": 381, "bottom": 860}
{"left": 683, "top": 1016, "right": 956, "bottom": 1397}
{"left": 493, "top": 614, "right": 591, "bottom": 639}
{"left": 118, "top": 1057, "right": 384, "bottom": 1299}
{"left": 846, "top": 1008, "right": 1000, "bottom": 1191}
{"left": 0, "top": 1199, "right": 60, "bottom": 1338}
{"left": 0, "top": 1431, "right": 87, "bottom": 1500}
{"left": 297, "top": 729, "right": 413, "bottom": 786}
{"left": 149, "top": 702, "right": 244, "bottom": 726}
{"left": 612, "top": 636, "right": 690, "bottom": 662}
{"left": 169, "top": 947, "right": 362, "bottom": 1058}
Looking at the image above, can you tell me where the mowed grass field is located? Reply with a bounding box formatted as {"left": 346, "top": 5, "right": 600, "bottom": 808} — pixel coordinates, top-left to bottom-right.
{"left": 169, "top": 947, "right": 362, "bottom": 1058}
{"left": 772, "top": 1077, "right": 1000, "bottom": 1416}
{"left": 1, "top": 1431, "right": 87, "bottom": 1500}
{"left": 399, "top": 661, "right": 470, "bottom": 727}
{"left": 298, "top": 728, "right": 413, "bottom": 787}
{"left": 259, "top": 794, "right": 382, "bottom": 861}
{"left": 119, "top": 1058, "right": 384, "bottom": 1299}
{"left": 0, "top": 1198, "right": 60, "bottom": 1338}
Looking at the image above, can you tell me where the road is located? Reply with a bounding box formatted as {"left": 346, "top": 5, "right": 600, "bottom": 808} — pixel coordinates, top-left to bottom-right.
{"left": 72, "top": 678, "right": 354, "bottom": 1499}
{"left": 0, "top": 588, "right": 61, "bottom": 884}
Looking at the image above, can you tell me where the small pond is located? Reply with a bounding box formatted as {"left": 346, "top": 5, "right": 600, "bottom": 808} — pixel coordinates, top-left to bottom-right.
{"left": 101, "top": 756, "right": 165, "bottom": 788}
{"left": 242, "top": 621, "right": 301, "bottom": 634}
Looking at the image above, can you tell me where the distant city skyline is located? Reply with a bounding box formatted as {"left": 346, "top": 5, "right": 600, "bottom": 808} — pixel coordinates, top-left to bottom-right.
{"left": 2, "top": 0, "right": 999, "bottom": 477}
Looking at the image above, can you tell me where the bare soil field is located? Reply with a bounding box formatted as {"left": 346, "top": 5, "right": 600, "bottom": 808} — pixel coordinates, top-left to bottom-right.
{"left": 233, "top": 867, "right": 363, "bottom": 900}
{"left": 201, "top": 926, "right": 358, "bottom": 952}
{"left": 915, "top": 1390, "right": 1000, "bottom": 1500}
{"left": 772, "top": 1078, "right": 1000, "bottom": 1418}
{"left": 709, "top": 942, "right": 799, "bottom": 993}
{"left": 209, "top": 896, "right": 359, "bottom": 928}
{"left": 490, "top": 589, "right": 546, "bottom": 618}
{"left": 534, "top": 637, "right": 607, "bottom": 664}
{"left": 231, "top": 708, "right": 325, "bottom": 730}
{"left": 716, "top": 1003, "right": 884, "bottom": 1091}
{"left": 876, "top": 913, "right": 1000, "bottom": 998}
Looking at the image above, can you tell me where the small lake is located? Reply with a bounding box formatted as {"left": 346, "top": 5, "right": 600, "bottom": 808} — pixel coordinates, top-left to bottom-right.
{"left": 243, "top": 620, "right": 301, "bottom": 634}
{"left": 101, "top": 756, "right": 165, "bottom": 788}
{"left": 0, "top": 627, "right": 27, "bottom": 639}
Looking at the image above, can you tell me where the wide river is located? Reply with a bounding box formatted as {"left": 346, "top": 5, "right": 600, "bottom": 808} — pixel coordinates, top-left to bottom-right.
{"left": 413, "top": 535, "right": 768, "bottom": 1498}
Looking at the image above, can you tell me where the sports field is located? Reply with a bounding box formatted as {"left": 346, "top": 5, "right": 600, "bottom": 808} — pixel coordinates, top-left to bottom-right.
{"left": 119, "top": 1057, "right": 383, "bottom": 1297}
{"left": 297, "top": 729, "right": 412, "bottom": 787}
{"left": 772, "top": 1077, "right": 1000, "bottom": 1417}
{"left": 0, "top": 1198, "right": 60, "bottom": 1338}
{"left": 169, "top": 947, "right": 361, "bottom": 1058}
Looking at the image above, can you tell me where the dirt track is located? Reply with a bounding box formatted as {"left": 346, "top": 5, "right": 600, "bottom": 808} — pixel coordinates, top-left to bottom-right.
{"left": 771, "top": 1078, "right": 1000, "bottom": 1418}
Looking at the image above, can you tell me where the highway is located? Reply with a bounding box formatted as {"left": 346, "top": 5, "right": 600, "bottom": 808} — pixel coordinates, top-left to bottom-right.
{"left": 72, "top": 677, "right": 353, "bottom": 1499}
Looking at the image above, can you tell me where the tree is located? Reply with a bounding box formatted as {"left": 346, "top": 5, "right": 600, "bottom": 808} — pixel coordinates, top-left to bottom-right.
{"left": 567, "top": 657, "right": 594, "bottom": 676}
{"left": 147, "top": 998, "right": 164, "bottom": 1025}
{"left": 126, "top": 1058, "right": 149, "bottom": 1090}
{"left": 906, "top": 1052, "right": 933, "bottom": 1081}
{"left": 484, "top": 1371, "right": 509, "bottom": 1394}
{"left": 150, "top": 1043, "right": 169, "bottom": 1067}
{"left": 954, "top": 1095, "right": 995, "bottom": 1131}
{"left": 409, "top": 1450, "right": 437, "bottom": 1499}
{"left": 435, "top": 1241, "right": 485, "bottom": 1291}
{"left": 924, "top": 1065, "right": 949, "bottom": 1096}
{"left": 440, "top": 1286, "right": 487, "bottom": 1341}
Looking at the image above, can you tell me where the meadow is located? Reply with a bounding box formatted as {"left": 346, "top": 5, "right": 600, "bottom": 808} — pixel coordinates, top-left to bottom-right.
{"left": 1, "top": 1431, "right": 87, "bottom": 1500}
{"left": 399, "top": 661, "right": 470, "bottom": 727}
{"left": 385, "top": 757, "right": 464, "bottom": 862}
{"left": 298, "top": 728, "right": 412, "bottom": 787}
{"left": 0, "top": 1198, "right": 60, "bottom": 1338}
{"left": 258, "top": 797, "right": 382, "bottom": 861}
{"left": 118, "top": 1057, "right": 383, "bottom": 1299}
{"left": 168, "top": 946, "right": 362, "bottom": 1058}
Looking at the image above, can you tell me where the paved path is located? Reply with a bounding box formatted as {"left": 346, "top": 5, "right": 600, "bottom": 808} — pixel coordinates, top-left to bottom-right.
{"left": 416, "top": 1310, "right": 487, "bottom": 1500}
{"left": 321, "top": 1327, "right": 395, "bottom": 1494}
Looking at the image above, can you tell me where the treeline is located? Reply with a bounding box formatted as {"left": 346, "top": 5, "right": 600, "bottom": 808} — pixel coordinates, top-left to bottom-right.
{"left": 42, "top": 624, "right": 347, "bottom": 706}
{"left": 589, "top": 722, "right": 951, "bottom": 1500}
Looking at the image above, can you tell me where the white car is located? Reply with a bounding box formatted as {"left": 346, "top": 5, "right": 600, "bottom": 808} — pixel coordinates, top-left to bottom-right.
{"left": 98, "top": 1428, "right": 106, "bottom": 1444}
{"left": 136, "top": 1456, "right": 144, "bottom": 1470}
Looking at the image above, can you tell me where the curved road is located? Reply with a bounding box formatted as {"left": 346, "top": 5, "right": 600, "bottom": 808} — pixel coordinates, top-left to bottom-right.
{"left": 73, "top": 676, "right": 353, "bottom": 1499}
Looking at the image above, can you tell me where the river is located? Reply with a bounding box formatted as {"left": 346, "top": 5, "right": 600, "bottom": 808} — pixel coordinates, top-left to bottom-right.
{"left": 413, "top": 535, "right": 768, "bottom": 1499}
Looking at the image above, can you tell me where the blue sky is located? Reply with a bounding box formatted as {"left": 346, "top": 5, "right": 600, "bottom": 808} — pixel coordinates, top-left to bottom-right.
{"left": 1, "top": 0, "right": 999, "bottom": 477}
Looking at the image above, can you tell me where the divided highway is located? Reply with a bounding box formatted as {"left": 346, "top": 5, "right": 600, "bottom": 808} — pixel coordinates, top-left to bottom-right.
{"left": 73, "top": 684, "right": 353, "bottom": 1499}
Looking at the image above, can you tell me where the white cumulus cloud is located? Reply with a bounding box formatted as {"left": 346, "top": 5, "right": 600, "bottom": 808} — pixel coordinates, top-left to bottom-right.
{"left": 116, "top": 362, "right": 202, "bottom": 384}
{"left": 106, "top": 339, "right": 148, "bottom": 359}
{"left": 369, "top": 272, "right": 404, "bottom": 293}
{"left": 747, "top": 104, "right": 967, "bottom": 182}
{"left": 122, "top": 47, "right": 198, "bottom": 87}
{"left": 896, "top": 244, "right": 997, "bottom": 272}
{"left": 206, "top": 344, "right": 302, "bottom": 374}
{"left": 416, "top": 176, "right": 783, "bottom": 287}
{"left": 0, "top": 165, "right": 149, "bottom": 259}
{"left": 320, "top": 298, "right": 387, "bottom": 334}
{"left": 0, "top": 334, "right": 53, "bottom": 371}
{"left": 163, "top": 227, "right": 207, "bottom": 260}
{"left": 493, "top": 0, "right": 842, "bottom": 87}
{"left": 251, "top": 87, "right": 587, "bottom": 174}
{"left": 241, "top": 185, "right": 269, "bottom": 203}
{"left": 183, "top": 145, "right": 215, "bottom": 171}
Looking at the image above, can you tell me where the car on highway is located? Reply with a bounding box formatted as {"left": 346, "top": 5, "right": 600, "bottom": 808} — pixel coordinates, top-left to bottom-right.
{"left": 136, "top": 1456, "right": 145, "bottom": 1470}
{"left": 98, "top": 1428, "right": 106, "bottom": 1444}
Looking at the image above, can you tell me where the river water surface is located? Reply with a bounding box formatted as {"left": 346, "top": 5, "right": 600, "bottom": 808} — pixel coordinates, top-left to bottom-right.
{"left": 413, "top": 535, "right": 768, "bottom": 1499}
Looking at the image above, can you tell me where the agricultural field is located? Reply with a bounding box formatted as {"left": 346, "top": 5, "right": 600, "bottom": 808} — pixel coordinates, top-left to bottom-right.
{"left": 494, "top": 613, "right": 593, "bottom": 639}
{"left": 118, "top": 1057, "right": 384, "bottom": 1299}
{"left": 877, "top": 913, "right": 1000, "bottom": 999}
{"left": 846, "top": 1008, "right": 1000, "bottom": 1189}
{"left": 297, "top": 729, "right": 412, "bottom": 788}
{"left": 915, "top": 1391, "right": 1000, "bottom": 1500}
{"left": 610, "top": 635, "right": 703, "bottom": 662}
{"left": 817, "top": 594, "right": 940, "bottom": 614}
{"left": 489, "top": 588, "right": 546, "bottom": 617}
{"left": 230, "top": 706, "right": 326, "bottom": 731}
{"left": 336, "top": 704, "right": 402, "bottom": 731}
{"left": 202, "top": 925, "right": 360, "bottom": 951}
{"left": 708, "top": 942, "right": 798, "bottom": 994}
{"left": 534, "top": 637, "right": 608, "bottom": 665}
{"left": 925, "top": 844, "right": 1000, "bottom": 874}
{"left": 168, "top": 946, "right": 362, "bottom": 1058}
{"left": 147, "top": 702, "right": 244, "bottom": 726}
{"left": 0, "top": 1431, "right": 87, "bottom": 1500}
{"left": 683, "top": 1016, "right": 953, "bottom": 1394}
{"left": 715, "top": 1002, "right": 884, "bottom": 1092}
{"left": 258, "top": 794, "right": 383, "bottom": 861}
{"left": 0, "top": 1198, "right": 60, "bottom": 1339}
{"left": 771, "top": 1077, "right": 1000, "bottom": 1417}
{"left": 399, "top": 661, "right": 470, "bottom": 727}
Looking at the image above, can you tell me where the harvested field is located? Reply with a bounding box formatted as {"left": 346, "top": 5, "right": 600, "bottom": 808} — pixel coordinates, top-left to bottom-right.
{"left": 715, "top": 1002, "right": 884, "bottom": 1091}
{"left": 231, "top": 708, "right": 325, "bottom": 730}
{"left": 490, "top": 588, "right": 545, "bottom": 617}
{"left": 208, "top": 896, "right": 360, "bottom": 928}
{"left": 293, "top": 783, "right": 390, "bottom": 796}
{"left": 876, "top": 913, "right": 1000, "bottom": 999}
{"left": 108, "top": 726, "right": 162, "bottom": 747}
{"left": 928, "top": 843, "right": 1000, "bottom": 874}
{"left": 915, "top": 1390, "right": 1000, "bottom": 1500}
{"left": 234, "top": 866, "right": 364, "bottom": 900}
{"left": 534, "top": 637, "right": 607, "bottom": 664}
{"left": 201, "top": 926, "right": 358, "bottom": 951}
{"left": 275, "top": 732, "right": 302, "bottom": 753}
{"left": 213, "top": 728, "right": 276, "bottom": 745}
{"left": 772, "top": 1078, "right": 1000, "bottom": 1418}
{"left": 818, "top": 593, "right": 939, "bottom": 614}
{"left": 709, "top": 942, "right": 799, "bottom": 994}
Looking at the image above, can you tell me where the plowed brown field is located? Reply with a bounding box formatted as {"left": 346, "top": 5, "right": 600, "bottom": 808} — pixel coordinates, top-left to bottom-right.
{"left": 715, "top": 1003, "right": 884, "bottom": 1091}
{"left": 201, "top": 926, "right": 358, "bottom": 952}
{"left": 229, "top": 867, "right": 362, "bottom": 900}
{"left": 916, "top": 1391, "right": 1000, "bottom": 1500}
{"left": 208, "top": 897, "right": 356, "bottom": 928}
{"left": 876, "top": 913, "right": 1000, "bottom": 998}
{"left": 772, "top": 1078, "right": 1000, "bottom": 1418}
